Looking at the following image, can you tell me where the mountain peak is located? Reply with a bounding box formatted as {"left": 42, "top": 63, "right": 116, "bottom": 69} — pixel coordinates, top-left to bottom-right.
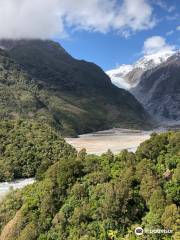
{"left": 0, "top": 39, "right": 68, "bottom": 55}
{"left": 166, "top": 50, "right": 180, "bottom": 63}
{"left": 107, "top": 50, "right": 176, "bottom": 89}
{"left": 132, "top": 50, "right": 180, "bottom": 122}
{"left": 136, "top": 50, "right": 175, "bottom": 68}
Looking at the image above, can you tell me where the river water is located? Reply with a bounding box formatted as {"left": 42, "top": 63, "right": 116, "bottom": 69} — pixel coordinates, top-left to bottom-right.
{"left": 0, "top": 178, "right": 35, "bottom": 199}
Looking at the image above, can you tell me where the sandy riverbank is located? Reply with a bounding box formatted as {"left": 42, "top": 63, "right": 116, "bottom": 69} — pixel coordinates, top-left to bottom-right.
{"left": 66, "top": 128, "right": 157, "bottom": 155}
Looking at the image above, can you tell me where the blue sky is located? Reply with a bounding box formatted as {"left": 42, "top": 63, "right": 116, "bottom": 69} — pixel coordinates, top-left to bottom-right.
{"left": 57, "top": 0, "right": 180, "bottom": 71}
{"left": 0, "top": 0, "right": 180, "bottom": 71}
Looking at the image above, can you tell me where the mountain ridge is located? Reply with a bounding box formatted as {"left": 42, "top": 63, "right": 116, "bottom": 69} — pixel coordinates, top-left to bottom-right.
{"left": 106, "top": 50, "right": 175, "bottom": 89}
{"left": 132, "top": 52, "right": 180, "bottom": 121}
{"left": 0, "top": 39, "right": 153, "bottom": 135}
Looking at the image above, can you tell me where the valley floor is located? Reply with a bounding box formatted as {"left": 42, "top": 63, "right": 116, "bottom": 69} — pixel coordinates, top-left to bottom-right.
{"left": 0, "top": 127, "right": 175, "bottom": 199}
{"left": 66, "top": 127, "right": 166, "bottom": 155}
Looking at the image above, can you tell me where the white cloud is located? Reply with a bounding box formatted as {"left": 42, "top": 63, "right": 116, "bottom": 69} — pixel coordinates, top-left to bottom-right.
{"left": 143, "top": 36, "right": 175, "bottom": 55}
{"left": 113, "top": 0, "right": 156, "bottom": 32}
{"left": 166, "top": 30, "right": 174, "bottom": 36}
{"left": 176, "top": 26, "right": 180, "bottom": 31}
{"left": 166, "top": 14, "right": 179, "bottom": 21}
{"left": 152, "top": 0, "right": 175, "bottom": 13}
{"left": 168, "top": 6, "right": 176, "bottom": 13}
{"left": 0, "top": 0, "right": 155, "bottom": 39}
{"left": 0, "top": 0, "right": 63, "bottom": 39}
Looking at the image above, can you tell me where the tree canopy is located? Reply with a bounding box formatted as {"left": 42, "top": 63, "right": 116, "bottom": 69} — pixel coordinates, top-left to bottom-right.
{"left": 0, "top": 130, "right": 179, "bottom": 239}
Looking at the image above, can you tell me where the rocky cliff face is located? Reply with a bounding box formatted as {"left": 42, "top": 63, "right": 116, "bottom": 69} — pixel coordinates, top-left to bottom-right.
{"left": 132, "top": 53, "right": 180, "bottom": 121}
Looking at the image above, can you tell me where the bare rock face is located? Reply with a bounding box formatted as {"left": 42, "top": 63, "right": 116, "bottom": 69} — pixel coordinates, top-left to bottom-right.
{"left": 132, "top": 52, "right": 180, "bottom": 122}
{"left": 124, "top": 68, "right": 145, "bottom": 87}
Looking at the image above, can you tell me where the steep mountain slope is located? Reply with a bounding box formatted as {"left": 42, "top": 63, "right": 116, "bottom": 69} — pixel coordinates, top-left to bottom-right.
{"left": 132, "top": 53, "right": 180, "bottom": 121}
{"left": 0, "top": 39, "right": 152, "bottom": 135}
{"left": 107, "top": 51, "right": 174, "bottom": 89}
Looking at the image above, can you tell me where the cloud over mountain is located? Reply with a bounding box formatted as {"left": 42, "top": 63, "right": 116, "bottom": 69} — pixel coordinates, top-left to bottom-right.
{"left": 0, "top": 0, "right": 155, "bottom": 39}
{"left": 143, "top": 36, "right": 175, "bottom": 55}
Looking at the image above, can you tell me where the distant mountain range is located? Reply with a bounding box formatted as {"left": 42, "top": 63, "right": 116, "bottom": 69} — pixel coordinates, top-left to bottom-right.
{"left": 107, "top": 50, "right": 180, "bottom": 123}
{"left": 132, "top": 52, "right": 180, "bottom": 122}
{"left": 0, "top": 39, "right": 152, "bottom": 136}
{"left": 107, "top": 50, "right": 175, "bottom": 89}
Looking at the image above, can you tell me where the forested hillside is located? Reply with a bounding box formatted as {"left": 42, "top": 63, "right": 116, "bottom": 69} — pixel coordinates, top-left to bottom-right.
{"left": 0, "top": 120, "right": 76, "bottom": 181}
{"left": 0, "top": 130, "right": 179, "bottom": 240}
{"left": 0, "top": 40, "right": 153, "bottom": 136}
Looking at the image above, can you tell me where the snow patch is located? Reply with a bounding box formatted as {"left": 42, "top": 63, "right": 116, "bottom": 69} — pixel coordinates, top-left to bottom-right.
{"left": 107, "top": 50, "right": 176, "bottom": 89}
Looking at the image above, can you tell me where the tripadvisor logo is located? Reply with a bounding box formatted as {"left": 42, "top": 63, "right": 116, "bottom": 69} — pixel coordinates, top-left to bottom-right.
{"left": 135, "top": 227, "right": 144, "bottom": 236}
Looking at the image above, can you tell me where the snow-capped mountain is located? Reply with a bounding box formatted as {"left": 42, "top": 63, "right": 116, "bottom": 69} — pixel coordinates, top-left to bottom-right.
{"left": 107, "top": 50, "right": 175, "bottom": 89}
{"left": 106, "top": 64, "right": 133, "bottom": 89}
{"left": 132, "top": 51, "right": 180, "bottom": 121}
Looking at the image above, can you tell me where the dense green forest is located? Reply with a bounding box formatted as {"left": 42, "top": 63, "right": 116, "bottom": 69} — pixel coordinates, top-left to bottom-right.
{"left": 0, "top": 120, "right": 76, "bottom": 181}
{"left": 0, "top": 124, "right": 179, "bottom": 240}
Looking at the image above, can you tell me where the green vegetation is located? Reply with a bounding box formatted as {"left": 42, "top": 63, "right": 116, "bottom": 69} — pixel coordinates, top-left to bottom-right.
{"left": 0, "top": 120, "right": 76, "bottom": 181}
{"left": 0, "top": 40, "right": 153, "bottom": 137}
{"left": 0, "top": 39, "right": 178, "bottom": 239}
{"left": 0, "top": 131, "right": 179, "bottom": 239}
